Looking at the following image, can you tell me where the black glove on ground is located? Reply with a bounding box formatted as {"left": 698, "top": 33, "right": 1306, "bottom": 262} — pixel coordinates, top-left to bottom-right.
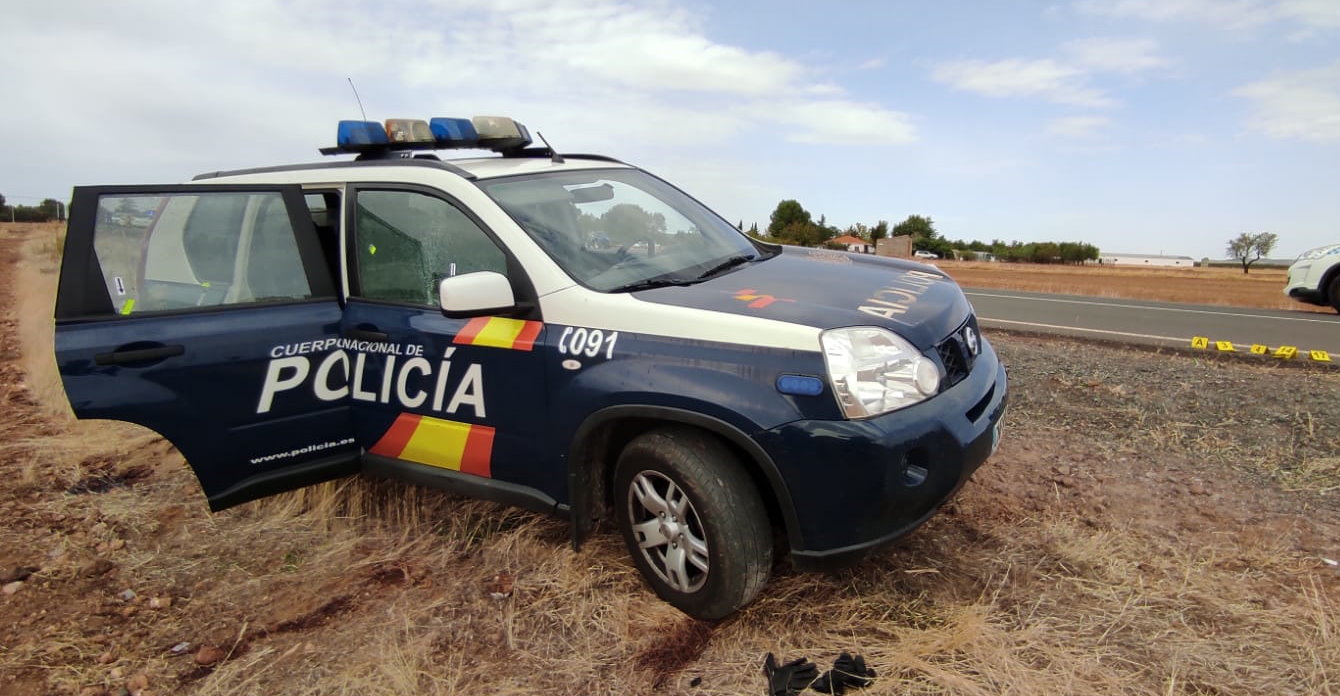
{"left": 810, "top": 652, "right": 876, "bottom": 694}
{"left": 762, "top": 653, "right": 820, "bottom": 696}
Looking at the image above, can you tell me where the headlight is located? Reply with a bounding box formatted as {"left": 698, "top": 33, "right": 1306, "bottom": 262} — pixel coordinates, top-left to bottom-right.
{"left": 1300, "top": 244, "right": 1340, "bottom": 260}
{"left": 821, "top": 327, "right": 940, "bottom": 418}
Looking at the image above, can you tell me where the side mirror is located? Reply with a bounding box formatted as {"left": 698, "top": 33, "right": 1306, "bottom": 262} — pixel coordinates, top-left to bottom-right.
{"left": 438, "top": 271, "right": 515, "bottom": 316}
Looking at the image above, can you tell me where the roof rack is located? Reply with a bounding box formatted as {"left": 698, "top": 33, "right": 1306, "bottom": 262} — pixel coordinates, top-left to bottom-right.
{"left": 193, "top": 158, "right": 477, "bottom": 181}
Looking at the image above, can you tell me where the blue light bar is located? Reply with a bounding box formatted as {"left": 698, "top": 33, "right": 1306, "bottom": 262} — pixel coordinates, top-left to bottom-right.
{"left": 429, "top": 117, "right": 479, "bottom": 147}
{"left": 321, "top": 116, "right": 534, "bottom": 156}
{"left": 337, "top": 120, "right": 389, "bottom": 148}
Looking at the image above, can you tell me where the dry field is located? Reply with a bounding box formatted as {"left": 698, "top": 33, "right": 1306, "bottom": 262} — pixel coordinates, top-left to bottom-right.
{"left": 2, "top": 222, "right": 1339, "bottom": 695}
{"left": 935, "top": 260, "right": 1333, "bottom": 314}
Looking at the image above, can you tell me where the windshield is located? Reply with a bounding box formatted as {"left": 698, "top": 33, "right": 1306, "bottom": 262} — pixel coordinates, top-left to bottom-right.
{"left": 476, "top": 168, "right": 768, "bottom": 292}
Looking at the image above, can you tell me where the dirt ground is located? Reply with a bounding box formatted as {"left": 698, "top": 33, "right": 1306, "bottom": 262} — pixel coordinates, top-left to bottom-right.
{"left": 2, "top": 223, "right": 1338, "bottom": 695}
{"left": 935, "top": 260, "right": 1332, "bottom": 314}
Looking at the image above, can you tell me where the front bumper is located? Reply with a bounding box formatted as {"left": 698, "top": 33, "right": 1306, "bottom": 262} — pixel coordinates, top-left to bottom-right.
{"left": 756, "top": 339, "right": 1007, "bottom": 569}
{"left": 1284, "top": 261, "right": 1325, "bottom": 304}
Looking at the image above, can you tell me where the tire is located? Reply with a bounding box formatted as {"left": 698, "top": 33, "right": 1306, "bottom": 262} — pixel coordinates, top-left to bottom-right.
{"left": 1328, "top": 274, "right": 1340, "bottom": 314}
{"left": 613, "top": 426, "right": 773, "bottom": 620}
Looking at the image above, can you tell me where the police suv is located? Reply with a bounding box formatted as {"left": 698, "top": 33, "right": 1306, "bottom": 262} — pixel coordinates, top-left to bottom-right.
{"left": 54, "top": 116, "right": 1007, "bottom": 619}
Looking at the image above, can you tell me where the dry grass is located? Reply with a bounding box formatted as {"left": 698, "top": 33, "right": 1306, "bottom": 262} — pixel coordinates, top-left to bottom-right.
{"left": 2, "top": 222, "right": 1338, "bottom": 695}
{"left": 935, "top": 260, "right": 1331, "bottom": 314}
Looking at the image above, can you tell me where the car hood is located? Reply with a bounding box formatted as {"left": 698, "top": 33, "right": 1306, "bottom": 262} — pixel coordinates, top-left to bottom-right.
{"left": 632, "top": 246, "right": 973, "bottom": 350}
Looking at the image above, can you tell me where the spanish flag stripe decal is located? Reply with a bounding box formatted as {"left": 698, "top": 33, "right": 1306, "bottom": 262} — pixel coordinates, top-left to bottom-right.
{"left": 512, "top": 321, "right": 543, "bottom": 351}
{"left": 399, "top": 417, "right": 470, "bottom": 471}
{"left": 369, "top": 413, "right": 496, "bottom": 477}
{"left": 454, "top": 317, "right": 490, "bottom": 345}
{"left": 368, "top": 413, "right": 422, "bottom": 457}
{"left": 459, "top": 426, "right": 495, "bottom": 478}
{"left": 452, "top": 317, "right": 542, "bottom": 351}
{"left": 471, "top": 318, "right": 527, "bottom": 348}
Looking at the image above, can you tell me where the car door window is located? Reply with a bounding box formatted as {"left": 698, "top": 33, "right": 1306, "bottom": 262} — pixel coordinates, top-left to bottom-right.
{"left": 93, "top": 191, "right": 315, "bottom": 314}
{"left": 353, "top": 189, "right": 507, "bottom": 306}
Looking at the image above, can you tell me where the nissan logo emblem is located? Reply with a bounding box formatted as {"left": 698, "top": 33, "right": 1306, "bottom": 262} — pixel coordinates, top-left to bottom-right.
{"left": 963, "top": 326, "right": 980, "bottom": 356}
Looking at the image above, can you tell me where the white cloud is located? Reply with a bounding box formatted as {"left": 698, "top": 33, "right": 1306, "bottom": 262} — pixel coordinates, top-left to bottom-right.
{"left": 0, "top": 0, "right": 918, "bottom": 194}
{"left": 858, "top": 58, "right": 887, "bottom": 70}
{"left": 1076, "top": 0, "right": 1340, "bottom": 31}
{"left": 1063, "top": 37, "right": 1169, "bottom": 73}
{"left": 932, "top": 58, "right": 1114, "bottom": 107}
{"left": 1232, "top": 61, "right": 1340, "bottom": 143}
{"left": 1046, "top": 115, "right": 1113, "bottom": 138}
{"left": 772, "top": 100, "right": 917, "bottom": 145}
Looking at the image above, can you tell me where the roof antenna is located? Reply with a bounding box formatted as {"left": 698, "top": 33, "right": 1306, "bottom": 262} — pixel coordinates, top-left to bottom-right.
{"left": 347, "top": 77, "right": 368, "bottom": 121}
{"left": 535, "top": 131, "right": 565, "bottom": 164}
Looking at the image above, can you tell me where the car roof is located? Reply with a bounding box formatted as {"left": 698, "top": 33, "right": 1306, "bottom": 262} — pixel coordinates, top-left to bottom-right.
{"left": 193, "top": 152, "right": 633, "bottom": 183}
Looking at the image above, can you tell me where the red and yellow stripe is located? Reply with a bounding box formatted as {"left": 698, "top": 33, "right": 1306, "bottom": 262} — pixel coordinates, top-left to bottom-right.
{"left": 368, "top": 413, "right": 495, "bottom": 477}
{"left": 453, "top": 317, "right": 542, "bottom": 351}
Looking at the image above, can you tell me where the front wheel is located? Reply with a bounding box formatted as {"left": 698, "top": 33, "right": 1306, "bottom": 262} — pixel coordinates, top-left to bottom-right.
{"left": 1328, "top": 274, "right": 1340, "bottom": 313}
{"left": 613, "top": 427, "right": 773, "bottom": 620}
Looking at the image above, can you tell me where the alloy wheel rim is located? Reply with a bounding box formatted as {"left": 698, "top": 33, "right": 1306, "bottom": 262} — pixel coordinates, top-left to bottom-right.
{"left": 627, "top": 470, "right": 709, "bottom": 593}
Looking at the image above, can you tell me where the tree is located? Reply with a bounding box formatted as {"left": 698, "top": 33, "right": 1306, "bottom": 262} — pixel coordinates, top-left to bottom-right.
{"left": 1226, "top": 232, "right": 1278, "bottom": 274}
{"left": 40, "top": 199, "right": 61, "bottom": 221}
{"left": 767, "top": 200, "right": 812, "bottom": 238}
{"left": 774, "top": 221, "right": 827, "bottom": 247}
{"left": 870, "top": 220, "right": 889, "bottom": 244}
{"left": 891, "top": 215, "right": 936, "bottom": 239}
{"left": 601, "top": 204, "right": 667, "bottom": 249}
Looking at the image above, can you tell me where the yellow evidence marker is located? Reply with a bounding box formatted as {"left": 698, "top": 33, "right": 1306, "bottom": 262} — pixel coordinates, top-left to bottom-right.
{"left": 1190, "top": 337, "right": 1209, "bottom": 349}
{"left": 1273, "top": 346, "right": 1298, "bottom": 359}
{"left": 1250, "top": 344, "right": 1268, "bottom": 355}
{"left": 1309, "top": 350, "right": 1333, "bottom": 362}
{"left": 1215, "top": 341, "right": 1235, "bottom": 352}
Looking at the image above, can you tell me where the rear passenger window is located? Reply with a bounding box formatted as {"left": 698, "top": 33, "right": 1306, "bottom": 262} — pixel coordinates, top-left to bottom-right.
{"left": 353, "top": 189, "right": 507, "bottom": 306}
{"left": 93, "top": 192, "right": 315, "bottom": 314}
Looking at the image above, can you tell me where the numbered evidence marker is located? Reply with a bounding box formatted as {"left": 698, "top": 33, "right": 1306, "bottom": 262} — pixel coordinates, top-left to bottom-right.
{"left": 1273, "top": 345, "right": 1298, "bottom": 359}
{"left": 1309, "top": 350, "right": 1333, "bottom": 362}
{"left": 1190, "top": 337, "right": 1210, "bottom": 349}
{"left": 1250, "top": 344, "right": 1268, "bottom": 355}
{"left": 1215, "top": 340, "right": 1236, "bottom": 352}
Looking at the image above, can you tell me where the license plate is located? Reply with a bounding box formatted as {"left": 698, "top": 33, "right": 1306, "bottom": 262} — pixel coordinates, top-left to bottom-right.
{"left": 991, "top": 422, "right": 1002, "bottom": 454}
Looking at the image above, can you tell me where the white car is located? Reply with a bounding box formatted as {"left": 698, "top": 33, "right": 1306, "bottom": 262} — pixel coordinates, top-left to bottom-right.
{"left": 913, "top": 250, "right": 939, "bottom": 260}
{"left": 1284, "top": 244, "right": 1340, "bottom": 313}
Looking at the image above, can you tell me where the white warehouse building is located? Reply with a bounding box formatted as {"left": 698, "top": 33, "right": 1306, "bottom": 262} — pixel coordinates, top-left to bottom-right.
{"left": 1099, "top": 253, "right": 1195, "bottom": 267}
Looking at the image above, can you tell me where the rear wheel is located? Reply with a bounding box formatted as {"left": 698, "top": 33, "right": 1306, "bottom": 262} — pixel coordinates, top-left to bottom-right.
{"left": 613, "top": 426, "right": 772, "bottom": 620}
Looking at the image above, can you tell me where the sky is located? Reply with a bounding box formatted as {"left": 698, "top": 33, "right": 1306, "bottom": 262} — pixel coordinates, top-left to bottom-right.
{"left": 2, "top": 0, "right": 1338, "bottom": 259}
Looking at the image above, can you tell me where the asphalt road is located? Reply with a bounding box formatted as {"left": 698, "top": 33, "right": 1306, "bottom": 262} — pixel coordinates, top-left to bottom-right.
{"left": 964, "top": 288, "right": 1340, "bottom": 360}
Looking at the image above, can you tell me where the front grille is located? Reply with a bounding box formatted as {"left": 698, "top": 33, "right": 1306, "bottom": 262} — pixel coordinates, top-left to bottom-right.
{"left": 934, "top": 315, "right": 979, "bottom": 389}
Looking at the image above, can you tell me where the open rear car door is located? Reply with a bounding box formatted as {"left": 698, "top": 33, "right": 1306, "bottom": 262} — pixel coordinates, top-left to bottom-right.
{"left": 55, "top": 184, "right": 357, "bottom": 509}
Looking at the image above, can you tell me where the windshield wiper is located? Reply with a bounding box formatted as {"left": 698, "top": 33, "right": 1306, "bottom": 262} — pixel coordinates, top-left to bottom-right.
{"left": 607, "top": 276, "right": 693, "bottom": 293}
{"left": 696, "top": 254, "right": 757, "bottom": 280}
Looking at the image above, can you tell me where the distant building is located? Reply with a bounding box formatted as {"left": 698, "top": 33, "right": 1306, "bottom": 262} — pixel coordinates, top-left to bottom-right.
{"left": 1099, "top": 253, "right": 1195, "bottom": 268}
{"left": 875, "top": 236, "right": 913, "bottom": 258}
{"left": 831, "top": 234, "right": 872, "bottom": 253}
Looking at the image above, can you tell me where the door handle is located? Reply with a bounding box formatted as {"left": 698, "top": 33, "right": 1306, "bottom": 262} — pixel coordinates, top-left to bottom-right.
{"left": 94, "top": 344, "right": 185, "bottom": 366}
{"left": 344, "top": 327, "right": 389, "bottom": 342}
